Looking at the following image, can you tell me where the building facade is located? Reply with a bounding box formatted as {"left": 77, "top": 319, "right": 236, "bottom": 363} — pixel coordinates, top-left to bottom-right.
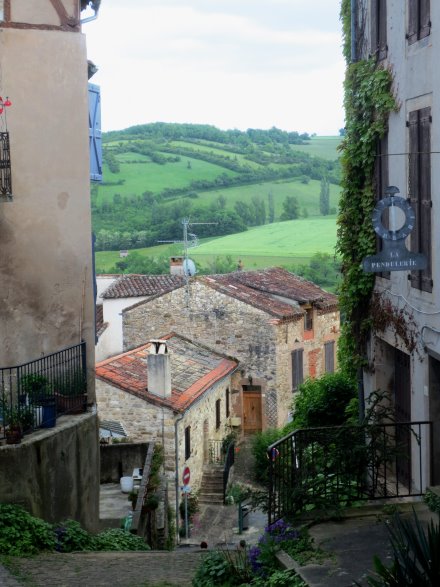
{"left": 123, "top": 268, "right": 340, "bottom": 431}
{"left": 0, "top": 1, "right": 99, "bottom": 529}
{"left": 356, "top": 0, "right": 439, "bottom": 489}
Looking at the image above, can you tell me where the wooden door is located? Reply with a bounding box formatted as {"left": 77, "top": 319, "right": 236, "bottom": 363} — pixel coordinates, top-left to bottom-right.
{"left": 243, "top": 391, "right": 262, "bottom": 435}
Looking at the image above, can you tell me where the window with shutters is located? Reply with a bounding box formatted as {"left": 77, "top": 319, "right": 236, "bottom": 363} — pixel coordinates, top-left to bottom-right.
{"left": 0, "top": 131, "right": 12, "bottom": 201}
{"left": 215, "top": 399, "right": 221, "bottom": 429}
{"left": 371, "top": 0, "right": 387, "bottom": 60}
{"left": 408, "top": 107, "right": 432, "bottom": 292}
{"left": 407, "top": 0, "right": 431, "bottom": 45}
{"left": 304, "top": 308, "right": 313, "bottom": 331}
{"left": 375, "top": 135, "right": 390, "bottom": 279}
{"left": 225, "top": 388, "right": 230, "bottom": 418}
{"left": 291, "top": 349, "right": 304, "bottom": 391}
{"left": 184, "top": 426, "right": 191, "bottom": 460}
{"left": 88, "top": 83, "right": 102, "bottom": 182}
{"left": 324, "top": 341, "right": 335, "bottom": 373}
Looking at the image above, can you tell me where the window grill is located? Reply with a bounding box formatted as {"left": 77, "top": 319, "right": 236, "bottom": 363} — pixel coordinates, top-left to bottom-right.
{"left": 0, "top": 131, "right": 12, "bottom": 201}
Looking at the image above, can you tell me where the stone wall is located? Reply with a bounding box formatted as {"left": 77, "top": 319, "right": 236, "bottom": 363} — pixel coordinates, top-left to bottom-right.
{"left": 124, "top": 280, "right": 340, "bottom": 428}
{"left": 96, "top": 373, "right": 235, "bottom": 508}
{"left": 0, "top": 413, "right": 100, "bottom": 532}
{"left": 100, "top": 442, "right": 149, "bottom": 483}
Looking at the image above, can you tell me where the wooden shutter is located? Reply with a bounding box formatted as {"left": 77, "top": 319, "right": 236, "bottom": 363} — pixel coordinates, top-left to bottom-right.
{"left": 409, "top": 107, "right": 432, "bottom": 292}
{"left": 226, "top": 388, "right": 230, "bottom": 418}
{"left": 0, "top": 131, "right": 12, "bottom": 200}
{"left": 291, "top": 349, "right": 304, "bottom": 391}
{"left": 371, "top": 0, "right": 378, "bottom": 54}
{"left": 185, "top": 426, "right": 191, "bottom": 460}
{"left": 378, "top": 0, "right": 387, "bottom": 59}
{"left": 325, "top": 342, "right": 335, "bottom": 373}
{"left": 88, "top": 83, "right": 102, "bottom": 182}
{"left": 216, "top": 399, "right": 221, "bottom": 429}
{"left": 420, "top": 0, "right": 431, "bottom": 40}
{"left": 419, "top": 107, "right": 432, "bottom": 292}
{"left": 407, "top": 0, "right": 419, "bottom": 44}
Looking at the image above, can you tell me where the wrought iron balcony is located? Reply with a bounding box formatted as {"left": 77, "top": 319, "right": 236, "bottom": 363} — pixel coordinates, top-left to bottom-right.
{"left": 0, "top": 342, "right": 87, "bottom": 442}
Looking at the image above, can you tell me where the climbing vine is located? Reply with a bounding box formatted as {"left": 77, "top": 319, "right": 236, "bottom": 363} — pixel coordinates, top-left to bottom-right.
{"left": 337, "top": 1, "right": 398, "bottom": 379}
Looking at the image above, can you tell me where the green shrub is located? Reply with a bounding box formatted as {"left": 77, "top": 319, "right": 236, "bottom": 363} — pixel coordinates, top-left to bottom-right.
{"left": 251, "top": 428, "right": 286, "bottom": 483}
{"left": 192, "top": 549, "right": 252, "bottom": 586}
{"left": 0, "top": 504, "right": 56, "bottom": 556}
{"left": 92, "top": 528, "right": 150, "bottom": 551}
{"left": 291, "top": 372, "right": 356, "bottom": 428}
{"left": 54, "top": 519, "right": 93, "bottom": 552}
{"left": 251, "top": 569, "right": 306, "bottom": 586}
{"left": 424, "top": 489, "right": 440, "bottom": 517}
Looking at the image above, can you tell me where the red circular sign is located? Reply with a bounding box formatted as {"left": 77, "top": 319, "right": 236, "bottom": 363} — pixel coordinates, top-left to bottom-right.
{"left": 182, "top": 466, "right": 190, "bottom": 486}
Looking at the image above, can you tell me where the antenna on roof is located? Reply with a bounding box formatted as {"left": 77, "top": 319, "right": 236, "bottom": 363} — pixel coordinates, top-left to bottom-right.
{"left": 158, "top": 218, "right": 217, "bottom": 308}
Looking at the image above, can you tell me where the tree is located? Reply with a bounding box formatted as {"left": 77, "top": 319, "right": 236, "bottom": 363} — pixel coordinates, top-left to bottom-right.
{"left": 268, "top": 192, "right": 275, "bottom": 223}
{"left": 294, "top": 252, "right": 341, "bottom": 290}
{"left": 280, "top": 196, "right": 300, "bottom": 220}
{"left": 251, "top": 196, "right": 266, "bottom": 225}
{"left": 320, "top": 176, "right": 330, "bottom": 215}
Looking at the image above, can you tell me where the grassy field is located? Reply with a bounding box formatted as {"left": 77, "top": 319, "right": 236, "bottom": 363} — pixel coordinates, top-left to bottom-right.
{"left": 195, "top": 178, "right": 340, "bottom": 218}
{"left": 95, "top": 156, "right": 237, "bottom": 204}
{"left": 169, "top": 140, "right": 263, "bottom": 168}
{"left": 291, "top": 136, "right": 342, "bottom": 160}
{"left": 95, "top": 216, "right": 338, "bottom": 273}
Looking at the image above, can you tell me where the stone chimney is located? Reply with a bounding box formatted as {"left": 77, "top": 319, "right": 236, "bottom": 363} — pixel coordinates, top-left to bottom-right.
{"left": 147, "top": 340, "right": 172, "bottom": 398}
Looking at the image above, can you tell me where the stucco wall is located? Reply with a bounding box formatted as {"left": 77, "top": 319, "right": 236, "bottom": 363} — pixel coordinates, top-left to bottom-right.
{"left": 0, "top": 27, "right": 95, "bottom": 395}
{"left": 123, "top": 280, "right": 340, "bottom": 427}
{"left": 0, "top": 413, "right": 100, "bottom": 531}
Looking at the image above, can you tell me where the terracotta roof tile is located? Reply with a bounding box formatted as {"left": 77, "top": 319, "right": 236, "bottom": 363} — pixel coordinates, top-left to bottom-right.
{"left": 201, "top": 268, "right": 338, "bottom": 318}
{"left": 96, "top": 334, "right": 238, "bottom": 413}
{"left": 102, "top": 274, "right": 184, "bottom": 299}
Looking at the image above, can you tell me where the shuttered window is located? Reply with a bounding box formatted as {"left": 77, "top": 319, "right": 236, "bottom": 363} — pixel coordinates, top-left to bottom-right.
{"left": 0, "top": 131, "right": 12, "bottom": 201}
{"left": 291, "top": 349, "right": 304, "bottom": 391}
{"left": 408, "top": 0, "right": 431, "bottom": 45}
{"left": 371, "top": 0, "right": 387, "bottom": 60}
{"left": 88, "top": 83, "right": 102, "bottom": 182}
{"left": 184, "top": 426, "right": 191, "bottom": 460}
{"left": 216, "top": 399, "right": 221, "bottom": 429}
{"left": 324, "top": 342, "right": 335, "bottom": 373}
{"left": 408, "top": 107, "right": 432, "bottom": 292}
{"left": 375, "top": 135, "right": 390, "bottom": 279}
{"left": 225, "top": 388, "right": 230, "bottom": 418}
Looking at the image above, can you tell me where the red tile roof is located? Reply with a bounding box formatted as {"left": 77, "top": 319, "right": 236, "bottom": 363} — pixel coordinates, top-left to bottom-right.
{"left": 201, "top": 267, "right": 338, "bottom": 318}
{"left": 95, "top": 333, "right": 238, "bottom": 413}
{"left": 102, "top": 274, "right": 184, "bottom": 299}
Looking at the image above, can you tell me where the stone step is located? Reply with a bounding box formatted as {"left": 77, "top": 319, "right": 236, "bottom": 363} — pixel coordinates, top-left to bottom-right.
{"left": 198, "top": 493, "right": 224, "bottom": 504}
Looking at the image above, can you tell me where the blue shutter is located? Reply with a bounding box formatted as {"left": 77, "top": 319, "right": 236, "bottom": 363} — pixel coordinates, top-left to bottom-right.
{"left": 88, "top": 83, "right": 102, "bottom": 182}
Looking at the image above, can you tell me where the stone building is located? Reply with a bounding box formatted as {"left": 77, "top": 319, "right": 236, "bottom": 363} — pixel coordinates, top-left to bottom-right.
{"left": 123, "top": 268, "right": 340, "bottom": 431}
{"left": 96, "top": 273, "right": 184, "bottom": 361}
{"left": 0, "top": 1, "right": 100, "bottom": 529}
{"left": 95, "top": 333, "right": 239, "bottom": 510}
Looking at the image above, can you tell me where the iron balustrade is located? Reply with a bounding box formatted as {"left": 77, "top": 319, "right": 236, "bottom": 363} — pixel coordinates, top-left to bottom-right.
{"left": 0, "top": 342, "right": 87, "bottom": 439}
{"left": 208, "top": 439, "right": 225, "bottom": 464}
{"left": 223, "top": 442, "right": 235, "bottom": 503}
{"left": 267, "top": 421, "right": 432, "bottom": 525}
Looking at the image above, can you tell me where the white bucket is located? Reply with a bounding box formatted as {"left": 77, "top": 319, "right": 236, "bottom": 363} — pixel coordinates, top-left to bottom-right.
{"left": 120, "top": 476, "right": 134, "bottom": 493}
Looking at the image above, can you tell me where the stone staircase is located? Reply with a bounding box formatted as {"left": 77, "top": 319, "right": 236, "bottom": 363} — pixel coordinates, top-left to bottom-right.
{"left": 198, "top": 464, "right": 224, "bottom": 504}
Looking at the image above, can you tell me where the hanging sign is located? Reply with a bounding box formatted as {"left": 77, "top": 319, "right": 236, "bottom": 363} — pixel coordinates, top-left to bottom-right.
{"left": 362, "top": 186, "right": 427, "bottom": 273}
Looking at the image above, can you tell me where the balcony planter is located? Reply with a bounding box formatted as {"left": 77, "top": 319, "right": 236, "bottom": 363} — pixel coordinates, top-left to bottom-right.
{"left": 55, "top": 392, "right": 86, "bottom": 415}
{"left": 5, "top": 409, "right": 23, "bottom": 444}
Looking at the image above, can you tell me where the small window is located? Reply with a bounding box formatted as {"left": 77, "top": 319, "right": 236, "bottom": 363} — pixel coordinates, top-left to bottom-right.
{"left": 407, "top": 0, "right": 431, "bottom": 45}
{"left": 291, "top": 349, "right": 304, "bottom": 391}
{"left": 226, "top": 388, "right": 230, "bottom": 418}
{"left": 324, "top": 341, "right": 335, "bottom": 373}
{"left": 0, "top": 132, "right": 12, "bottom": 201}
{"left": 371, "top": 0, "right": 387, "bottom": 60}
{"left": 184, "top": 426, "right": 191, "bottom": 460}
{"left": 304, "top": 308, "right": 313, "bottom": 331}
{"left": 216, "top": 399, "right": 221, "bottom": 429}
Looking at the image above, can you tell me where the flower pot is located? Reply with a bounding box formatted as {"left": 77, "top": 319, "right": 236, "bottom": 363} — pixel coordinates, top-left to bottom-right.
{"left": 55, "top": 393, "right": 86, "bottom": 415}
{"left": 41, "top": 402, "right": 56, "bottom": 428}
{"left": 6, "top": 426, "right": 22, "bottom": 445}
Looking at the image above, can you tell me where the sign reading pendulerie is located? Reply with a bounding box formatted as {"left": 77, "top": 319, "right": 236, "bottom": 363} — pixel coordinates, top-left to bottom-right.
{"left": 362, "top": 186, "right": 427, "bottom": 273}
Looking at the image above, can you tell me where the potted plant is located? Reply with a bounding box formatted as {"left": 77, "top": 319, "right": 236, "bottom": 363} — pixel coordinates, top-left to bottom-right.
{"left": 5, "top": 408, "right": 23, "bottom": 444}
{"left": 54, "top": 372, "right": 87, "bottom": 415}
{"left": 20, "top": 374, "right": 55, "bottom": 428}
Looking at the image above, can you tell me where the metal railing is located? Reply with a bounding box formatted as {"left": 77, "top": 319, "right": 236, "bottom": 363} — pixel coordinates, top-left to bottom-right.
{"left": 208, "top": 439, "right": 225, "bottom": 464}
{"left": 268, "top": 421, "right": 432, "bottom": 525}
{"left": 0, "top": 342, "right": 87, "bottom": 439}
{"left": 223, "top": 442, "right": 235, "bottom": 503}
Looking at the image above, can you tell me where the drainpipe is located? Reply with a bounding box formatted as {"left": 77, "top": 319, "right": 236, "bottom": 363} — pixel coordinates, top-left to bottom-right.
{"left": 174, "top": 413, "right": 184, "bottom": 544}
{"left": 351, "top": 0, "right": 358, "bottom": 63}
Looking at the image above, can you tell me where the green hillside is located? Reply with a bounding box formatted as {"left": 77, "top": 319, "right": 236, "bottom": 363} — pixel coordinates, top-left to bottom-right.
{"left": 92, "top": 123, "right": 341, "bottom": 256}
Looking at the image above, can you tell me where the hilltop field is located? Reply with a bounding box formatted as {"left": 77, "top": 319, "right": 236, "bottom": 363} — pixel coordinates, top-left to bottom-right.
{"left": 93, "top": 123, "right": 342, "bottom": 276}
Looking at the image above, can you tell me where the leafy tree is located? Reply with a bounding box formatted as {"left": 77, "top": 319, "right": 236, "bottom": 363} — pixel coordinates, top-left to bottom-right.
{"left": 320, "top": 176, "right": 330, "bottom": 215}
{"left": 290, "top": 373, "right": 356, "bottom": 429}
{"left": 200, "top": 255, "right": 237, "bottom": 275}
{"left": 234, "top": 200, "right": 254, "bottom": 225}
{"left": 280, "top": 196, "right": 300, "bottom": 220}
{"left": 268, "top": 192, "right": 275, "bottom": 223}
{"left": 294, "top": 252, "right": 341, "bottom": 290}
{"left": 251, "top": 196, "right": 266, "bottom": 225}
{"left": 109, "top": 252, "right": 170, "bottom": 274}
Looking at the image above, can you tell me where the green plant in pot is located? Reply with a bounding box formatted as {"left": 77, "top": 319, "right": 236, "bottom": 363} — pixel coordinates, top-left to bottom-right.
{"left": 20, "top": 374, "right": 50, "bottom": 406}
{"left": 5, "top": 408, "right": 24, "bottom": 444}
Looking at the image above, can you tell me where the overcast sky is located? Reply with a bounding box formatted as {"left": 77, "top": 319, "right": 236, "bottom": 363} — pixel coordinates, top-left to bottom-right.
{"left": 84, "top": 0, "right": 345, "bottom": 135}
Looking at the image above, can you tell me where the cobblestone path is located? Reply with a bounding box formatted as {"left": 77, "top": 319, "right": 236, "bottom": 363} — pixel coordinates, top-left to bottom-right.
{"left": 2, "top": 550, "right": 205, "bottom": 587}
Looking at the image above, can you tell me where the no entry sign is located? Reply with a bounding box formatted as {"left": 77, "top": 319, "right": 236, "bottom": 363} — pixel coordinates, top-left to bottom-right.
{"left": 182, "top": 466, "right": 190, "bottom": 486}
